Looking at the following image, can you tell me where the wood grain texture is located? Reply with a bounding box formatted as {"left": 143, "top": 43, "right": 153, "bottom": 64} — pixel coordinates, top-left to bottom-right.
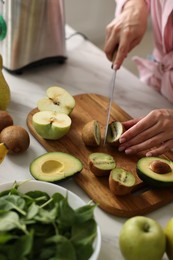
{"left": 27, "top": 94, "right": 173, "bottom": 217}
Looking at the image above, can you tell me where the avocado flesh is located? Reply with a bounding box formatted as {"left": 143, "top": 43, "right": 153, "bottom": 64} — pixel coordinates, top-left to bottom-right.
{"left": 30, "top": 152, "right": 83, "bottom": 182}
{"left": 136, "top": 157, "right": 173, "bottom": 187}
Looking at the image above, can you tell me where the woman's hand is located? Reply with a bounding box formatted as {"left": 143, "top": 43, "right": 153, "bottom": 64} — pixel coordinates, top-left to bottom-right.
{"left": 118, "top": 109, "right": 173, "bottom": 156}
{"left": 104, "top": 0, "right": 148, "bottom": 69}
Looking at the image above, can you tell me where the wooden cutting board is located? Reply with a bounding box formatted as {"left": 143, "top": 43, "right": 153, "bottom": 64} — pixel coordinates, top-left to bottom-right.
{"left": 27, "top": 93, "right": 173, "bottom": 217}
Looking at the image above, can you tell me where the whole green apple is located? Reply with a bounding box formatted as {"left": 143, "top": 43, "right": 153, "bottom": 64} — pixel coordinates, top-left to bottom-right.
{"left": 32, "top": 111, "right": 71, "bottom": 140}
{"left": 119, "top": 216, "right": 166, "bottom": 260}
{"left": 165, "top": 218, "right": 173, "bottom": 259}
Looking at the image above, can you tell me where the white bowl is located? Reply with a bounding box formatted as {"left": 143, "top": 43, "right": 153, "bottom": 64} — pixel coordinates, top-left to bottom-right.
{"left": 0, "top": 180, "right": 101, "bottom": 260}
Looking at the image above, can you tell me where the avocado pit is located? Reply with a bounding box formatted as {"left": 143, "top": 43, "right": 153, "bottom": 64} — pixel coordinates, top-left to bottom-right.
{"left": 149, "top": 160, "right": 171, "bottom": 174}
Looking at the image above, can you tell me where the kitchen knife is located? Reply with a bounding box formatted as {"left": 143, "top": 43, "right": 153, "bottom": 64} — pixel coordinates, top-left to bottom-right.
{"left": 103, "top": 68, "right": 117, "bottom": 145}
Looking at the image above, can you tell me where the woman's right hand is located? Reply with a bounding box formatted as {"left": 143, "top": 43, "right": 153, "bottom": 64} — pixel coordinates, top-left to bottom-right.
{"left": 104, "top": 0, "right": 148, "bottom": 69}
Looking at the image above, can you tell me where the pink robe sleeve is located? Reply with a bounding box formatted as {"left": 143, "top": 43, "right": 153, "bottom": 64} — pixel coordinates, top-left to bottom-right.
{"left": 115, "top": 0, "right": 150, "bottom": 16}
{"left": 133, "top": 1, "right": 173, "bottom": 103}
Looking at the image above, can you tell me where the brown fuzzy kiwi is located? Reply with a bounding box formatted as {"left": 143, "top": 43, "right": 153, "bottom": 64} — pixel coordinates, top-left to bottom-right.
{"left": 109, "top": 168, "right": 136, "bottom": 196}
{"left": 0, "top": 125, "right": 30, "bottom": 153}
{"left": 0, "top": 111, "right": 13, "bottom": 132}
{"left": 82, "top": 120, "right": 101, "bottom": 147}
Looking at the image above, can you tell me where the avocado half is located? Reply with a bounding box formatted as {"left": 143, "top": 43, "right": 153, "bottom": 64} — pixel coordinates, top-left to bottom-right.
{"left": 136, "top": 157, "right": 173, "bottom": 187}
{"left": 30, "top": 152, "right": 83, "bottom": 182}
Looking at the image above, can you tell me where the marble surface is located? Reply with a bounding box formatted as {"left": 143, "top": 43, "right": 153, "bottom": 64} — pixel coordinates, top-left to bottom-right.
{"left": 1, "top": 25, "right": 173, "bottom": 259}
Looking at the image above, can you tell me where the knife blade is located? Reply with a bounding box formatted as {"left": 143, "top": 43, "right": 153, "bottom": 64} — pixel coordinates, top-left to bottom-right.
{"left": 103, "top": 68, "right": 117, "bottom": 145}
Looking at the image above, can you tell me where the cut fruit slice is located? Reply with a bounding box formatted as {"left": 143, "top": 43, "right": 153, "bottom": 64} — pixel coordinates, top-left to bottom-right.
{"left": 30, "top": 152, "right": 83, "bottom": 182}
{"left": 136, "top": 157, "right": 173, "bottom": 187}
{"left": 109, "top": 168, "right": 136, "bottom": 196}
{"left": 37, "top": 86, "right": 75, "bottom": 115}
{"left": 82, "top": 120, "right": 101, "bottom": 147}
{"left": 106, "top": 121, "right": 124, "bottom": 146}
{"left": 89, "top": 152, "right": 116, "bottom": 176}
{"left": 32, "top": 111, "right": 71, "bottom": 140}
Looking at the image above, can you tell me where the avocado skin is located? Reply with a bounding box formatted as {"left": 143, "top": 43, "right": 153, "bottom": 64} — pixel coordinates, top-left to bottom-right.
{"left": 136, "top": 157, "right": 173, "bottom": 188}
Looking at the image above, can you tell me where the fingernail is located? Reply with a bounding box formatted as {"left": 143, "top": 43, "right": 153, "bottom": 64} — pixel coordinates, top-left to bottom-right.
{"left": 125, "top": 148, "right": 132, "bottom": 154}
{"left": 113, "top": 64, "right": 118, "bottom": 70}
{"left": 119, "top": 137, "right": 126, "bottom": 144}
{"left": 146, "top": 152, "right": 152, "bottom": 157}
{"left": 118, "top": 146, "right": 125, "bottom": 152}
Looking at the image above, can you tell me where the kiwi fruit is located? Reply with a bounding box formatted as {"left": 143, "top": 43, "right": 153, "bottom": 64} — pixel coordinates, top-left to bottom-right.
{"left": 82, "top": 120, "right": 101, "bottom": 147}
{"left": 0, "top": 111, "right": 13, "bottom": 132}
{"left": 106, "top": 121, "right": 124, "bottom": 146}
{"left": 89, "top": 152, "right": 116, "bottom": 176}
{"left": 0, "top": 125, "right": 30, "bottom": 153}
{"left": 109, "top": 168, "right": 136, "bottom": 196}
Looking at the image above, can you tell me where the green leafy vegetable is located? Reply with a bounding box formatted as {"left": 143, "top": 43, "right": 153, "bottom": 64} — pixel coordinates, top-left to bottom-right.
{"left": 0, "top": 182, "right": 97, "bottom": 260}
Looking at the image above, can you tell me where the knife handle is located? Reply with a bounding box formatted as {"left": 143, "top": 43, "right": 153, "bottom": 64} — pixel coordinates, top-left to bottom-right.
{"left": 111, "top": 45, "right": 119, "bottom": 69}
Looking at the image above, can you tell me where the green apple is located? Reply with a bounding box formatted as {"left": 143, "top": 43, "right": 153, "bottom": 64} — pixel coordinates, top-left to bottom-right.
{"left": 165, "top": 218, "right": 173, "bottom": 259}
{"left": 32, "top": 110, "right": 71, "bottom": 140}
{"left": 119, "top": 216, "right": 166, "bottom": 260}
{"left": 37, "top": 86, "right": 75, "bottom": 115}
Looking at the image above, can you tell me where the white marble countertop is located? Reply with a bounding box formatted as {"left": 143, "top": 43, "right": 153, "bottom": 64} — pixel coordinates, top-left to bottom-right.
{"left": 1, "top": 25, "right": 173, "bottom": 259}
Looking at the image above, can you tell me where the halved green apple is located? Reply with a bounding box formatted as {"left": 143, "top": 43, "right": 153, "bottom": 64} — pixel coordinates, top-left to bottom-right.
{"left": 37, "top": 86, "right": 75, "bottom": 115}
{"left": 32, "top": 110, "right": 71, "bottom": 140}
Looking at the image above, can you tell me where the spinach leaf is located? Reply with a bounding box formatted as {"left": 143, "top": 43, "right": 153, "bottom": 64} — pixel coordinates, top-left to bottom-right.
{"left": 0, "top": 231, "right": 33, "bottom": 260}
{"left": 75, "top": 203, "right": 96, "bottom": 223}
{"left": 0, "top": 232, "right": 18, "bottom": 244}
{"left": 71, "top": 219, "right": 97, "bottom": 245}
{"left": 0, "top": 211, "right": 27, "bottom": 233}
{"left": 35, "top": 207, "right": 57, "bottom": 223}
{"left": 0, "top": 183, "right": 98, "bottom": 259}
{"left": 43, "top": 234, "right": 77, "bottom": 260}
{"left": 0, "top": 195, "right": 26, "bottom": 215}
{"left": 57, "top": 197, "right": 76, "bottom": 228}
{"left": 71, "top": 219, "right": 97, "bottom": 260}
{"left": 26, "top": 202, "right": 39, "bottom": 220}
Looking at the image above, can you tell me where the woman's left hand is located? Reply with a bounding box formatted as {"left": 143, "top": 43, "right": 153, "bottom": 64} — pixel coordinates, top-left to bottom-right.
{"left": 118, "top": 109, "right": 173, "bottom": 156}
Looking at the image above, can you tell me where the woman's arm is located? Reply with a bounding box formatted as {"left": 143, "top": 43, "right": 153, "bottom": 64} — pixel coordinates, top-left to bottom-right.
{"left": 104, "top": 0, "right": 149, "bottom": 68}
